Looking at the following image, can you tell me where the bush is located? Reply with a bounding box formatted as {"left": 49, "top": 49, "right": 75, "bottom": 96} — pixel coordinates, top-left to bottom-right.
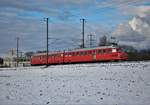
{"left": 127, "top": 52, "right": 150, "bottom": 61}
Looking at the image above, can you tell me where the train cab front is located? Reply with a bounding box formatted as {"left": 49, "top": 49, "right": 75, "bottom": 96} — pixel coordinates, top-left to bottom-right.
{"left": 111, "top": 48, "right": 128, "bottom": 61}
{"left": 116, "top": 48, "right": 128, "bottom": 60}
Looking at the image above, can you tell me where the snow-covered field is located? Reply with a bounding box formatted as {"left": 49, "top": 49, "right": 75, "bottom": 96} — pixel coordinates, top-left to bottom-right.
{"left": 0, "top": 61, "right": 150, "bottom": 105}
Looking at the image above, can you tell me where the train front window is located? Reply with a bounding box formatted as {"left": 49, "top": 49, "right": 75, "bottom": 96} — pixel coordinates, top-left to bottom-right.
{"left": 88, "top": 51, "right": 92, "bottom": 54}
{"left": 117, "top": 48, "right": 122, "bottom": 52}
{"left": 98, "top": 50, "right": 103, "bottom": 53}
{"left": 108, "top": 49, "right": 112, "bottom": 53}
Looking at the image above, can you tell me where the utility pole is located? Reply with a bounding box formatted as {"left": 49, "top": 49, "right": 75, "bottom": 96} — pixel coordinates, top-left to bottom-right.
{"left": 16, "top": 37, "right": 19, "bottom": 67}
{"left": 80, "top": 18, "right": 86, "bottom": 48}
{"left": 44, "top": 18, "right": 49, "bottom": 67}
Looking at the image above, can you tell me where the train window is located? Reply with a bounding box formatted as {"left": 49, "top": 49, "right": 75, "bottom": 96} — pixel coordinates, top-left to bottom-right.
{"left": 88, "top": 51, "right": 92, "bottom": 54}
{"left": 117, "top": 48, "right": 121, "bottom": 52}
{"left": 58, "top": 54, "right": 61, "bottom": 57}
{"left": 98, "top": 50, "right": 103, "bottom": 53}
{"left": 76, "top": 52, "right": 79, "bottom": 55}
{"left": 81, "top": 52, "right": 84, "bottom": 55}
{"left": 78, "top": 52, "right": 81, "bottom": 55}
{"left": 65, "top": 53, "right": 68, "bottom": 56}
{"left": 82, "top": 52, "right": 85, "bottom": 55}
{"left": 67, "top": 53, "right": 72, "bottom": 57}
{"left": 71, "top": 52, "right": 73, "bottom": 56}
{"left": 79, "top": 52, "right": 82, "bottom": 55}
{"left": 69, "top": 53, "right": 71, "bottom": 55}
{"left": 92, "top": 50, "right": 96, "bottom": 54}
{"left": 71, "top": 53, "right": 73, "bottom": 56}
{"left": 86, "top": 51, "right": 88, "bottom": 55}
{"left": 55, "top": 54, "right": 58, "bottom": 57}
{"left": 67, "top": 53, "right": 71, "bottom": 56}
{"left": 103, "top": 50, "right": 106, "bottom": 53}
{"left": 106, "top": 49, "right": 112, "bottom": 53}
{"left": 109, "top": 50, "right": 112, "bottom": 53}
{"left": 72, "top": 52, "right": 76, "bottom": 56}
{"left": 74, "top": 52, "right": 77, "bottom": 56}
{"left": 80, "top": 52, "right": 83, "bottom": 55}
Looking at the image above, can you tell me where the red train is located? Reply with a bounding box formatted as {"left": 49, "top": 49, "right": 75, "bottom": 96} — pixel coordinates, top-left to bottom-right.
{"left": 31, "top": 46, "right": 128, "bottom": 66}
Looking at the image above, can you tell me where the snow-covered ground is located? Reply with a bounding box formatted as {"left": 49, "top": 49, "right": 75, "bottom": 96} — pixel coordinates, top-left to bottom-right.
{"left": 0, "top": 61, "right": 150, "bottom": 105}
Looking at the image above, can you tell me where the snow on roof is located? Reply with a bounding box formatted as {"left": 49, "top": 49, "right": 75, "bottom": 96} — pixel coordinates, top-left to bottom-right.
{"left": 33, "top": 46, "right": 118, "bottom": 56}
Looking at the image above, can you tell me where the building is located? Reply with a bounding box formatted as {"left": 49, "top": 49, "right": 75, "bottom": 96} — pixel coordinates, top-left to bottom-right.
{"left": 3, "top": 49, "right": 31, "bottom": 67}
{"left": 3, "top": 49, "right": 17, "bottom": 67}
{"left": 0, "top": 58, "right": 3, "bottom": 67}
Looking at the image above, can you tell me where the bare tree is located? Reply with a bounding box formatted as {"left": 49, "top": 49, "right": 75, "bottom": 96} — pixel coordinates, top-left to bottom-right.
{"left": 99, "top": 35, "right": 107, "bottom": 46}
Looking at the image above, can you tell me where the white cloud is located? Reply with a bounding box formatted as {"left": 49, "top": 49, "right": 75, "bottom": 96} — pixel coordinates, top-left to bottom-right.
{"left": 113, "top": 6, "right": 150, "bottom": 49}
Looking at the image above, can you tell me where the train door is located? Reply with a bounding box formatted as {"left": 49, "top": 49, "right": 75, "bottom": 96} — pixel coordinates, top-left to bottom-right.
{"left": 62, "top": 51, "right": 65, "bottom": 63}
{"left": 92, "top": 50, "right": 96, "bottom": 61}
{"left": 51, "top": 54, "right": 55, "bottom": 64}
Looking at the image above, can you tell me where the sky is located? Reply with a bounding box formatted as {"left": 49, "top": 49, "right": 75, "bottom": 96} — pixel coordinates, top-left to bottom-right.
{"left": 0, "top": 0, "right": 150, "bottom": 56}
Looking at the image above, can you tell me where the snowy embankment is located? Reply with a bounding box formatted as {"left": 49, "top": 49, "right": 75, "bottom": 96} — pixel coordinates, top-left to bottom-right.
{"left": 0, "top": 62, "right": 150, "bottom": 105}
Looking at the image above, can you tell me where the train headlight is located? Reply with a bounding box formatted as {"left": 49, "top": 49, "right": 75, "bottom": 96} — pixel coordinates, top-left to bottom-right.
{"left": 112, "top": 49, "right": 117, "bottom": 52}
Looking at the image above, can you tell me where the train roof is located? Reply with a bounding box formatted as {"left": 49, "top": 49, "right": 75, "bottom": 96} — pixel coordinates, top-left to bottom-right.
{"left": 33, "top": 46, "right": 118, "bottom": 56}
{"left": 69, "top": 46, "right": 117, "bottom": 51}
